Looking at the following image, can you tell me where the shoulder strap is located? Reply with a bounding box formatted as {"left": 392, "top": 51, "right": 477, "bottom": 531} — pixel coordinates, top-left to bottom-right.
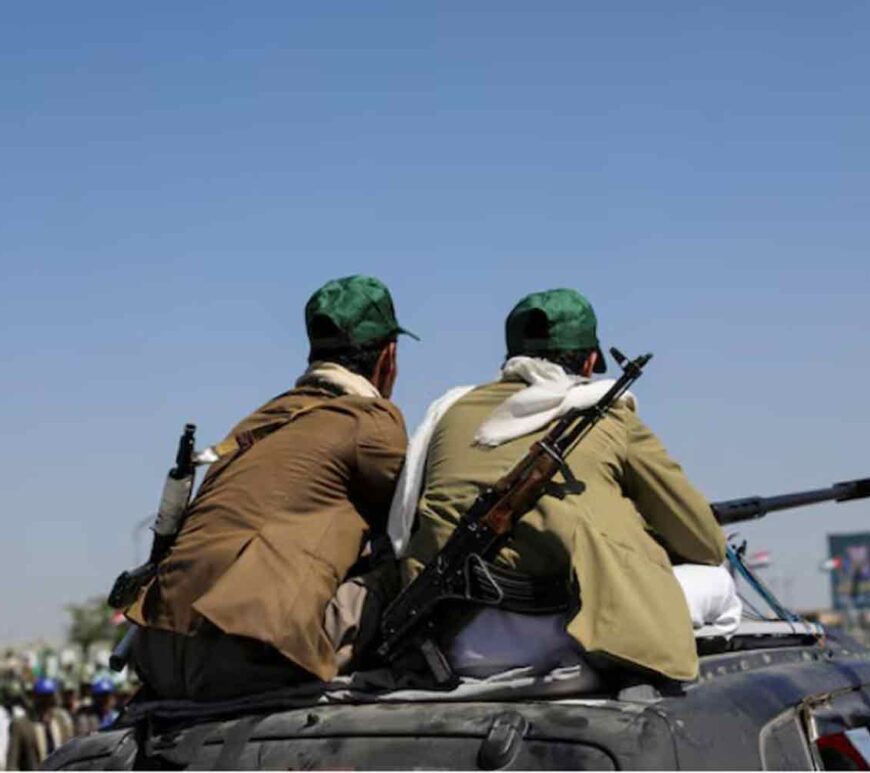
{"left": 196, "top": 399, "right": 331, "bottom": 467}
{"left": 187, "top": 397, "right": 335, "bottom": 498}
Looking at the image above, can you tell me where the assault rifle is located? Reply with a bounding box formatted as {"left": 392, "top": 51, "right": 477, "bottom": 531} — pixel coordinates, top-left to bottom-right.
{"left": 107, "top": 424, "right": 197, "bottom": 670}
{"left": 108, "top": 424, "right": 198, "bottom": 610}
{"left": 378, "top": 347, "right": 653, "bottom": 680}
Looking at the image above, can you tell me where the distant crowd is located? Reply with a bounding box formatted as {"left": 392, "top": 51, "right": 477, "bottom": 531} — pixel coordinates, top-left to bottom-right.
{"left": 1, "top": 650, "right": 137, "bottom": 770}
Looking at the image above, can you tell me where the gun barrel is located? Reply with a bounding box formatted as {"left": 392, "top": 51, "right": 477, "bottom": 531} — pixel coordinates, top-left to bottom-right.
{"left": 109, "top": 625, "right": 138, "bottom": 672}
{"left": 712, "top": 477, "right": 870, "bottom": 525}
{"left": 173, "top": 423, "right": 197, "bottom": 478}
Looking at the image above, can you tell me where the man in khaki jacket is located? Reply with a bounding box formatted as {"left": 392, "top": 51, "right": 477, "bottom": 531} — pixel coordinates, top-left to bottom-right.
{"left": 128, "top": 275, "right": 414, "bottom": 700}
{"left": 402, "top": 289, "right": 725, "bottom": 683}
{"left": 6, "top": 679, "right": 73, "bottom": 770}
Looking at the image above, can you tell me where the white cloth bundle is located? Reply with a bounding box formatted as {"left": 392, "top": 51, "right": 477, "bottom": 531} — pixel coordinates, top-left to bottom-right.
{"left": 673, "top": 564, "right": 742, "bottom": 635}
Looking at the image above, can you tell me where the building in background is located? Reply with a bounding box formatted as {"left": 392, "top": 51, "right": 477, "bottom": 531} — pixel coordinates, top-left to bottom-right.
{"left": 828, "top": 532, "right": 870, "bottom": 611}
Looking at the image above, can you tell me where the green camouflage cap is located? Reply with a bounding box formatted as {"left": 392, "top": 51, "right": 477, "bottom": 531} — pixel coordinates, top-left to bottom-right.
{"left": 505, "top": 288, "right": 607, "bottom": 373}
{"left": 305, "top": 275, "right": 419, "bottom": 350}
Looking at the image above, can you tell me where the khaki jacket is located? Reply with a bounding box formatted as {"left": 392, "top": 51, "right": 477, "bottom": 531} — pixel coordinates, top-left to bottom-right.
{"left": 404, "top": 381, "right": 725, "bottom": 681}
{"left": 128, "top": 386, "right": 406, "bottom": 681}
{"left": 6, "top": 709, "right": 73, "bottom": 770}
{"left": 6, "top": 717, "right": 39, "bottom": 771}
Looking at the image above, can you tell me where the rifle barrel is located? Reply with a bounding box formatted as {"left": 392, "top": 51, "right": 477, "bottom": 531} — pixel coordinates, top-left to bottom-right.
{"left": 712, "top": 477, "right": 870, "bottom": 525}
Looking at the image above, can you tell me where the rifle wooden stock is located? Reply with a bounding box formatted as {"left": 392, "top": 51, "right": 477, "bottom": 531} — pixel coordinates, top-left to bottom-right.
{"left": 482, "top": 452, "right": 560, "bottom": 536}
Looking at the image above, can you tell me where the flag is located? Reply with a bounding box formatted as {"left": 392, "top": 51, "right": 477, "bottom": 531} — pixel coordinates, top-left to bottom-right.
{"left": 746, "top": 550, "right": 772, "bottom": 569}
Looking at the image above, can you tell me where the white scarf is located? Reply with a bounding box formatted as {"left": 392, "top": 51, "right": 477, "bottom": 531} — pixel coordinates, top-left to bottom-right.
{"left": 295, "top": 361, "right": 381, "bottom": 399}
{"left": 474, "top": 357, "right": 636, "bottom": 447}
{"left": 387, "top": 385, "right": 475, "bottom": 555}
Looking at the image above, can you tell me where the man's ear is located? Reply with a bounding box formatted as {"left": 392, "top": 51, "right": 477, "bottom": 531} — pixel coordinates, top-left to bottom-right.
{"left": 372, "top": 341, "right": 398, "bottom": 398}
{"left": 580, "top": 350, "right": 598, "bottom": 378}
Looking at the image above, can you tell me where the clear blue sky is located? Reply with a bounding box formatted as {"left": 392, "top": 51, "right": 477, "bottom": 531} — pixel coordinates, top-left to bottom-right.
{"left": 2, "top": 2, "right": 868, "bottom": 645}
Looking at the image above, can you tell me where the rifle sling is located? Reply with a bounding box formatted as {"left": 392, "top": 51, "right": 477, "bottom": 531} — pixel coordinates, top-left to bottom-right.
{"left": 463, "top": 556, "right": 574, "bottom": 615}
{"left": 156, "top": 393, "right": 336, "bottom": 555}
{"left": 207, "top": 398, "right": 333, "bottom": 464}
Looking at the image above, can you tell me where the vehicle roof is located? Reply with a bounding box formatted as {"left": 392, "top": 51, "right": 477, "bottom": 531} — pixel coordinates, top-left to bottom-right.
{"left": 45, "top": 632, "right": 870, "bottom": 771}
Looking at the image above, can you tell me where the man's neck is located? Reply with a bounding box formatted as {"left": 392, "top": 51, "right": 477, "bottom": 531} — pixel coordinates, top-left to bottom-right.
{"left": 296, "top": 361, "right": 381, "bottom": 399}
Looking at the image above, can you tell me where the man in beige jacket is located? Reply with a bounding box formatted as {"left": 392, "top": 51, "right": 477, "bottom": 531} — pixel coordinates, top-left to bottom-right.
{"left": 402, "top": 289, "right": 725, "bottom": 683}
{"left": 128, "top": 275, "right": 415, "bottom": 700}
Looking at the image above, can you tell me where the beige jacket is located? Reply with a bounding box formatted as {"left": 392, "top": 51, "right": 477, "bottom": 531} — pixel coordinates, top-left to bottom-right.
{"left": 403, "top": 380, "right": 725, "bottom": 681}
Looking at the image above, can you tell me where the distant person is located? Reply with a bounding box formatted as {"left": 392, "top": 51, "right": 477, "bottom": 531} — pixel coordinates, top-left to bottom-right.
{"left": 393, "top": 288, "right": 726, "bottom": 682}
{"left": 59, "top": 681, "right": 78, "bottom": 720}
{"left": 0, "top": 686, "right": 10, "bottom": 771}
{"left": 1, "top": 682, "right": 28, "bottom": 725}
{"left": 76, "top": 679, "right": 92, "bottom": 713}
{"left": 127, "top": 276, "right": 413, "bottom": 700}
{"left": 5, "top": 713, "right": 39, "bottom": 772}
{"left": 6, "top": 679, "right": 73, "bottom": 770}
{"left": 73, "top": 678, "right": 117, "bottom": 735}
{"left": 0, "top": 679, "right": 31, "bottom": 770}
{"left": 113, "top": 682, "right": 135, "bottom": 713}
